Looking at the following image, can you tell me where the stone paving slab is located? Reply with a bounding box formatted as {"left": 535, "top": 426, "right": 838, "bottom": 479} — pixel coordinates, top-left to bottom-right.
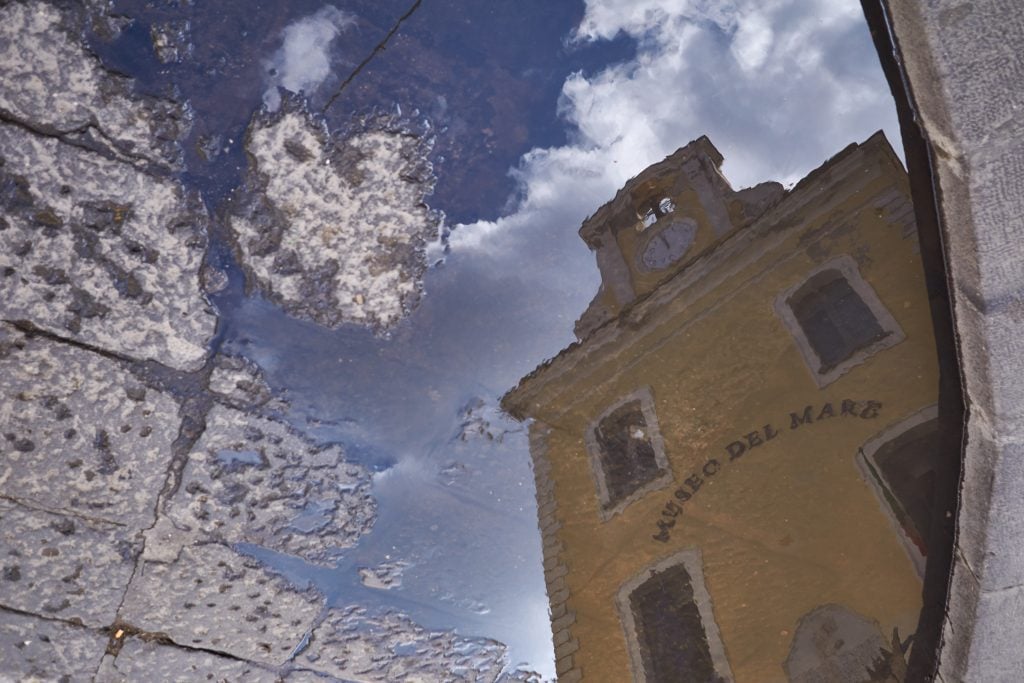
{"left": 209, "top": 354, "right": 277, "bottom": 410}
{"left": 0, "top": 323, "right": 176, "bottom": 529}
{"left": 228, "top": 106, "right": 437, "bottom": 331}
{"left": 0, "top": 121, "right": 216, "bottom": 371}
{"left": 0, "top": 0, "right": 215, "bottom": 371}
{"left": 162, "top": 405, "right": 375, "bottom": 565}
{"left": 117, "top": 541, "right": 322, "bottom": 667}
{"left": 96, "top": 637, "right": 280, "bottom": 683}
{"left": 0, "top": 1, "right": 189, "bottom": 169}
{"left": 296, "top": 607, "right": 508, "bottom": 682}
{"left": 0, "top": 499, "right": 136, "bottom": 628}
{"left": 0, "top": 608, "right": 108, "bottom": 682}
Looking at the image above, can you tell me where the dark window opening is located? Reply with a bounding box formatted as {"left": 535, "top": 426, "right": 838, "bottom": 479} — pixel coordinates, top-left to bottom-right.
{"left": 629, "top": 561, "right": 723, "bottom": 683}
{"left": 788, "top": 270, "right": 888, "bottom": 371}
{"left": 864, "top": 418, "right": 941, "bottom": 560}
{"left": 593, "top": 399, "right": 664, "bottom": 509}
{"left": 638, "top": 196, "right": 676, "bottom": 229}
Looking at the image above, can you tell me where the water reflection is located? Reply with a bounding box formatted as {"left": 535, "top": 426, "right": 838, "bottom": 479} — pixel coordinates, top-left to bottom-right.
{"left": 502, "top": 133, "right": 937, "bottom": 681}
{"left": 85, "top": 0, "right": 920, "bottom": 679}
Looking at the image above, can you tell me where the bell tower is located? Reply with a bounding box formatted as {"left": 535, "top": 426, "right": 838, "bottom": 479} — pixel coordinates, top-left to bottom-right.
{"left": 574, "top": 136, "right": 784, "bottom": 338}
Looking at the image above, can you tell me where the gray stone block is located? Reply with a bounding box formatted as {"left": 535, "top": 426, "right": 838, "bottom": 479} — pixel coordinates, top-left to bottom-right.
{"left": 95, "top": 637, "right": 280, "bottom": 683}
{"left": 916, "top": 0, "right": 1024, "bottom": 153}
{"left": 554, "top": 637, "right": 579, "bottom": 660}
{"left": 953, "top": 297, "right": 1024, "bottom": 438}
{"left": 888, "top": 0, "right": 1024, "bottom": 677}
{"left": 939, "top": 556, "right": 982, "bottom": 683}
{"left": 0, "top": 323, "right": 176, "bottom": 529}
{"left": 561, "top": 669, "right": 583, "bottom": 683}
{"left": 296, "top": 607, "right": 508, "bottom": 682}
{"left": 162, "top": 405, "right": 375, "bottom": 565}
{"left": 0, "top": 499, "right": 136, "bottom": 627}
{"left": 227, "top": 106, "right": 437, "bottom": 332}
{"left": 955, "top": 584, "right": 1024, "bottom": 683}
{"left": 0, "top": 609, "right": 108, "bottom": 682}
{"left": 957, "top": 427, "right": 1024, "bottom": 592}
{"left": 117, "top": 542, "right": 322, "bottom": 666}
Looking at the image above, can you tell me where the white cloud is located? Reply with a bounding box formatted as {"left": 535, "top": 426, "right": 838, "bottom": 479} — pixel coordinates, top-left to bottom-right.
{"left": 449, "top": 0, "right": 898, "bottom": 264}
{"left": 731, "top": 10, "right": 774, "bottom": 72}
{"left": 263, "top": 5, "right": 355, "bottom": 111}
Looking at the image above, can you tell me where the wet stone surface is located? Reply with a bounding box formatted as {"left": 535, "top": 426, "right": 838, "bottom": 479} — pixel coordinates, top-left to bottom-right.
{"left": 0, "top": 608, "right": 108, "bottom": 681}
{"left": 149, "top": 19, "right": 194, "bottom": 65}
{"left": 117, "top": 541, "right": 323, "bottom": 667}
{"left": 0, "top": 115, "right": 216, "bottom": 370}
{"left": 296, "top": 607, "right": 516, "bottom": 683}
{"left": 0, "top": 0, "right": 547, "bottom": 679}
{"left": 0, "top": 120, "right": 215, "bottom": 371}
{"left": 0, "top": 323, "right": 175, "bottom": 529}
{"left": 164, "top": 405, "right": 375, "bottom": 565}
{"left": 0, "top": 498, "right": 137, "bottom": 628}
{"left": 0, "top": 1, "right": 189, "bottom": 170}
{"left": 0, "top": 1, "right": 215, "bottom": 371}
{"left": 208, "top": 354, "right": 278, "bottom": 410}
{"left": 96, "top": 637, "right": 279, "bottom": 683}
{"left": 227, "top": 105, "right": 437, "bottom": 331}
{"left": 358, "top": 559, "right": 411, "bottom": 590}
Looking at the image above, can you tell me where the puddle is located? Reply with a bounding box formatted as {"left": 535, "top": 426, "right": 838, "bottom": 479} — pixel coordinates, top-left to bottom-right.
{"left": 76, "top": 0, "right": 940, "bottom": 680}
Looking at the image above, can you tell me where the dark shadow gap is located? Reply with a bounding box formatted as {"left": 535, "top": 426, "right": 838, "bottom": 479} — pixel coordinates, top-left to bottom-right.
{"left": 860, "top": 2, "right": 966, "bottom": 680}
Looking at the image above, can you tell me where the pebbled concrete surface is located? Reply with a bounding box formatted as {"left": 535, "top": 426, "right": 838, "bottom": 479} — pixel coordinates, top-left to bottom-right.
{"left": 0, "top": 1, "right": 189, "bottom": 170}
{"left": 96, "top": 637, "right": 279, "bottom": 683}
{"left": 0, "top": 0, "right": 522, "bottom": 679}
{"left": 0, "top": 121, "right": 216, "bottom": 371}
{"left": 0, "top": 321, "right": 339, "bottom": 674}
{"left": 209, "top": 353, "right": 278, "bottom": 410}
{"left": 0, "top": 1, "right": 215, "bottom": 371}
{"left": 295, "top": 607, "right": 510, "bottom": 682}
{"left": 163, "top": 405, "right": 375, "bottom": 565}
{"left": 0, "top": 609, "right": 109, "bottom": 682}
{"left": 0, "top": 323, "right": 176, "bottom": 529}
{"left": 0, "top": 498, "right": 136, "bottom": 628}
{"left": 227, "top": 105, "right": 437, "bottom": 332}
{"left": 116, "top": 542, "right": 322, "bottom": 667}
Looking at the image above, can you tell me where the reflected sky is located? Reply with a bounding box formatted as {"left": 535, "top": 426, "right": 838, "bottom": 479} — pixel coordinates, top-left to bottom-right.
{"left": 92, "top": 0, "right": 898, "bottom": 677}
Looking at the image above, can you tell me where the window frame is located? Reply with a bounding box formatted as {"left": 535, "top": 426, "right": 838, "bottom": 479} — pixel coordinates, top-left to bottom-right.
{"left": 774, "top": 255, "right": 905, "bottom": 387}
{"left": 616, "top": 548, "right": 734, "bottom": 683}
{"left": 856, "top": 404, "right": 939, "bottom": 578}
{"left": 584, "top": 386, "right": 673, "bottom": 521}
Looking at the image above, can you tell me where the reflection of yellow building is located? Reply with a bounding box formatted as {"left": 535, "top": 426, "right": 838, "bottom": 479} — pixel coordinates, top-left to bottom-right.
{"left": 502, "top": 133, "right": 939, "bottom": 682}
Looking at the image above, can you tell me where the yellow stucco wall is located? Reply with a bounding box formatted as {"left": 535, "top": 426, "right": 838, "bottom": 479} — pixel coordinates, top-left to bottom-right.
{"left": 509, "top": 136, "right": 938, "bottom": 682}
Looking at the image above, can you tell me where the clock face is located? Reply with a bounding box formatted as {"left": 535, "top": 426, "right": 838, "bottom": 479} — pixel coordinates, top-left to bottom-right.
{"left": 641, "top": 217, "right": 697, "bottom": 270}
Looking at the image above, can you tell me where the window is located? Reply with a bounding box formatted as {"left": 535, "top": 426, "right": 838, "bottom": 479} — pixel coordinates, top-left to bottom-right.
{"left": 775, "top": 255, "right": 904, "bottom": 387}
{"left": 857, "top": 406, "right": 940, "bottom": 577}
{"left": 784, "top": 605, "right": 894, "bottom": 682}
{"left": 638, "top": 196, "right": 676, "bottom": 230}
{"left": 617, "top": 549, "right": 733, "bottom": 683}
{"left": 790, "top": 274, "right": 886, "bottom": 368}
{"left": 585, "top": 388, "right": 672, "bottom": 520}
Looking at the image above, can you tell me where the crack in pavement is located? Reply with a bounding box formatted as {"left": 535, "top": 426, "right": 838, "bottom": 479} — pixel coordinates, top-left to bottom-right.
{"left": 0, "top": 603, "right": 91, "bottom": 629}
{"left": 0, "top": 493, "right": 126, "bottom": 529}
{"left": 321, "top": 0, "right": 424, "bottom": 114}
{"left": 0, "top": 107, "right": 172, "bottom": 178}
{"left": 4, "top": 319, "right": 142, "bottom": 366}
